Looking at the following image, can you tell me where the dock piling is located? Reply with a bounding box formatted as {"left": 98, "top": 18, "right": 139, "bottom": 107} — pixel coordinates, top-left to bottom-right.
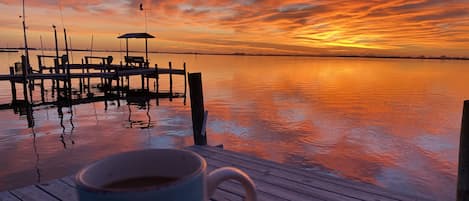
{"left": 9, "top": 67, "right": 17, "bottom": 103}
{"left": 169, "top": 62, "right": 173, "bottom": 102}
{"left": 188, "top": 72, "right": 207, "bottom": 145}
{"left": 183, "top": 62, "right": 187, "bottom": 105}
{"left": 458, "top": 100, "right": 469, "bottom": 200}
{"left": 38, "top": 56, "right": 45, "bottom": 102}
{"left": 21, "top": 55, "right": 28, "bottom": 102}
{"left": 155, "top": 64, "right": 159, "bottom": 106}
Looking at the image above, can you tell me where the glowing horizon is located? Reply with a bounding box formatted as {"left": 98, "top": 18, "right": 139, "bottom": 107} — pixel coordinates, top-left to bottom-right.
{"left": 0, "top": 0, "right": 468, "bottom": 57}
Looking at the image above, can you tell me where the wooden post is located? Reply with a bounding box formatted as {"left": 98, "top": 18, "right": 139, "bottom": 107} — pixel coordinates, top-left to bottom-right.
{"left": 120, "top": 61, "right": 124, "bottom": 90}
{"left": 100, "top": 58, "right": 105, "bottom": 87}
{"left": 125, "top": 39, "right": 129, "bottom": 61}
{"left": 127, "top": 75, "right": 130, "bottom": 89}
{"left": 21, "top": 56, "right": 29, "bottom": 105}
{"left": 54, "top": 58, "right": 60, "bottom": 99}
{"left": 61, "top": 55, "right": 69, "bottom": 100}
{"left": 183, "top": 62, "right": 187, "bottom": 105}
{"left": 169, "top": 61, "right": 173, "bottom": 102}
{"left": 106, "top": 59, "right": 111, "bottom": 91}
{"left": 116, "top": 67, "right": 121, "bottom": 97}
{"left": 155, "top": 64, "right": 159, "bottom": 106}
{"left": 80, "top": 58, "right": 84, "bottom": 94}
{"left": 146, "top": 74, "right": 149, "bottom": 92}
{"left": 50, "top": 68, "right": 55, "bottom": 98}
{"left": 188, "top": 72, "right": 207, "bottom": 145}
{"left": 9, "top": 67, "right": 17, "bottom": 103}
{"left": 66, "top": 56, "right": 72, "bottom": 102}
{"left": 155, "top": 64, "right": 159, "bottom": 94}
{"left": 458, "top": 100, "right": 469, "bottom": 200}
{"left": 38, "top": 56, "right": 45, "bottom": 102}
{"left": 141, "top": 62, "right": 145, "bottom": 90}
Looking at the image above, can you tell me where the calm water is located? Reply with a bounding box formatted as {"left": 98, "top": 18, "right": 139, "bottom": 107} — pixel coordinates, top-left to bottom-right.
{"left": 0, "top": 51, "right": 467, "bottom": 200}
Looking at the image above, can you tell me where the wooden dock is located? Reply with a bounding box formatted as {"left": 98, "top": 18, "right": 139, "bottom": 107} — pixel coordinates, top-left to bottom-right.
{"left": 0, "top": 145, "right": 432, "bottom": 201}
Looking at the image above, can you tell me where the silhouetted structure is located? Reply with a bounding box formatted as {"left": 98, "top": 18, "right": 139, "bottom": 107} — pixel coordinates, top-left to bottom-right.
{"left": 0, "top": 32, "right": 188, "bottom": 127}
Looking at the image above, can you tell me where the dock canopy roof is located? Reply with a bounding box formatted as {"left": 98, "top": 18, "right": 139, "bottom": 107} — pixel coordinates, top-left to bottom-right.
{"left": 117, "top": 33, "right": 155, "bottom": 39}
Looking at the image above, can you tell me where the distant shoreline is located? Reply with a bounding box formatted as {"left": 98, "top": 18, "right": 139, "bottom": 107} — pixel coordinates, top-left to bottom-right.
{"left": 2, "top": 47, "right": 468, "bottom": 61}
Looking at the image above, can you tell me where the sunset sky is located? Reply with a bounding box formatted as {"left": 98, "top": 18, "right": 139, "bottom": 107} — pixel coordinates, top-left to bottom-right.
{"left": 0, "top": 0, "right": 468, "bottom": 56}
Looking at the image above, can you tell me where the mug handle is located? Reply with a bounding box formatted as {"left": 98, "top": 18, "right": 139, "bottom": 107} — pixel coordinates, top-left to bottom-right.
{"left": 207, "top": 167, "right": 257, "bottom": 201}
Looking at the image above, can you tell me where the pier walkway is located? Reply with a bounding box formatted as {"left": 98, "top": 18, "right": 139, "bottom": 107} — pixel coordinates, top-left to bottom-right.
{"left": 0, "top": 145, "right": 432, "bottom": 201}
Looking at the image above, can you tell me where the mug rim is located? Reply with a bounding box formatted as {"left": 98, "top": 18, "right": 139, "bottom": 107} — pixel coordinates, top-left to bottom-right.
{"left": 75, "top": 148, "right": 207, "bottom": 193}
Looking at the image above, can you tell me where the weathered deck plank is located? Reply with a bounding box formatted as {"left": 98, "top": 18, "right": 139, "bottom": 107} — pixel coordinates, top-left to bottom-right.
{"left": 189, "top": 145, "right": 432, "bottom": 201}
{"left": 36, "top": 179, "right": 79, "bottom": 201}
{"left": 191, "top": 147, "right": 349, "bottom": 201}
{"left": 0, "top": 146, "right": 434, "bottom": 201}
{"left": 9, "top": 185, "right": 59, "bottom": 201}
{"left": 206, "top": 166, "right": 291, "bottom": 201}
{"left": 0, "top": 192, "right": 20, "bottom": 201}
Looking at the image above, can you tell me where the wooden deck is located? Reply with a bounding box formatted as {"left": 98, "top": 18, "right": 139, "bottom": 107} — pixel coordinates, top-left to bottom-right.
{"left": 0, "top": 145, "right": 432, "bottom": 201}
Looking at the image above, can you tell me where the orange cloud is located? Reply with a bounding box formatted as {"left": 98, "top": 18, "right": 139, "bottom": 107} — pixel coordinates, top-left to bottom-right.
{"left": 1, "top": 0, "right": 468, "bottom": 56}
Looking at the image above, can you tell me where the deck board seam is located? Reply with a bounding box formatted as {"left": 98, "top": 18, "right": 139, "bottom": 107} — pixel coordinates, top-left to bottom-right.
{"left": 194, "top": 147, "right": 354, "bottom": 201}
{"left": 202, "top": 151, "right": 364, "bottom": 201}
{"left": 57, "top": 178, "right": 75, "bottom": 188}
{"left": 190, "top": 147, "right": 358, "bottom": 200}
{"left": 193, "top": 146, "right": 420, "bottom": 201}
{"left": 217, "top": 148, "right": 413, "bottom": 201}
{"left": 34, "top": 185, "right": 63, "bottom": 201}
{"left": 6, "top": 191, "right": 23, "bottom": 201}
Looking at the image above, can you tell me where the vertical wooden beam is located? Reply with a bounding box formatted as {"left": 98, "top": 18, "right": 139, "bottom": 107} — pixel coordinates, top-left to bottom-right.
{"left": 458, "top": 100, "right": 469, "bottom": 201}
{"left": 100, "top": 58, "right": 104, "bottom": 87}
{"left": 116, "top": 66, "right": 121, "bottom": 107}
{"left": 169, "top": 61, "right": 173, "bottom": 102}
{"left": 21, "top": 55, "right": 29, "bottom": 106}
{"left": 155, "top": 64, "right": 159, "bottom": 106}
{"left": 80, "top": 58, "right": 84, "bottom": 94}
{"left": 38, "top": 56, "right": 45, "bottom": 102}
{"left": 54, "top": 58, "right": 60, "bottom": 99}
{"left": 86, "top": 58, "right": 90, "bottom": 93}
{"left": 61, "top": 56, "right": 69, "bottom": 100}
{"left": 183, "top": 62, "right": 187, "bottom": 105}
{"left": 127, "top": 75, "right": 130, "bottom": 90}
{"left": 68, "top": 66, "right": 72, "bottom": 102}
{"left": 37, "top": 55, "right": 42, "bottom": 71}
{"left": 116, "top": 66, "right": 120, "bottom": 95}
{"left": 50, "top": 68, "right": 55, "bottom": 98}
{"left": 106, "top": 58, "right": 111, "bottom": 92}
{"left": 120, "top": 61, "right": 124, "bottom": 90}
{"left": 141, "top": 75, "right": 145, "bottom": 90}
{"left": 145, "top": 38, "right": 148, "bottom": 64}
{"left": 188, "top": 72, "right": 207, "bottom": 145}
{"left": 155, "top": 64, "right": 159, "bottom": 94}
{"left": 9, "top": 67, "right": 17, "bottom": 103}
{"left": 125, "top": 39, "right": 129, "bottom": 59}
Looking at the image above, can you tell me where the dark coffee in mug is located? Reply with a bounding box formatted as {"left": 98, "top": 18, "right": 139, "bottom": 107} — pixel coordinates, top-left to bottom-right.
{"left": 75, "top": 149, "right": 257, "bottom": 201}
{"left": 103, "top": 176, "right": 179, "bottom": 189}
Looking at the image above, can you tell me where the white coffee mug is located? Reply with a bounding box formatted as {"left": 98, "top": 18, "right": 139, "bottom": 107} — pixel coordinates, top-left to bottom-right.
{"left": 75, "top": 149, "right": 257, "bottom": 201}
